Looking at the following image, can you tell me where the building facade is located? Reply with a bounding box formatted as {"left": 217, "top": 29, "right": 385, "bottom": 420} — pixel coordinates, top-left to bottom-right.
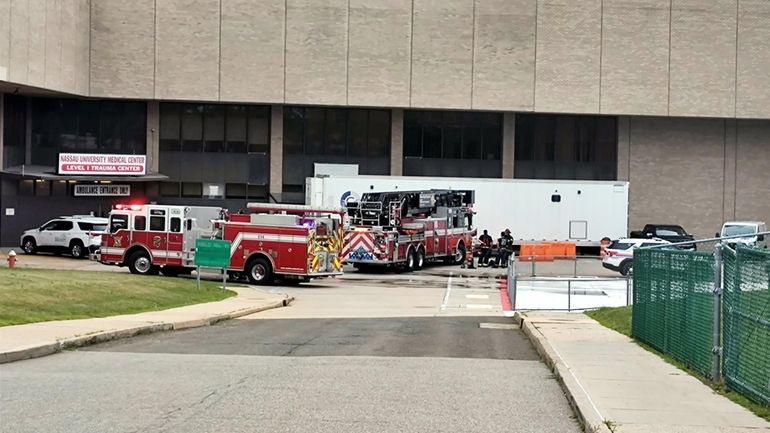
{"left": 1, "top": 0, "right": 769, "bottom": 246}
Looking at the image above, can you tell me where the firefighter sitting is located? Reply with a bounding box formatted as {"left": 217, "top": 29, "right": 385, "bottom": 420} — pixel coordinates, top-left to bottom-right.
{"left": 479, "top": 230, "right": 494, "bottom": 267}
{"left": 498, "top": 229, "right": 514, "bottom": 267}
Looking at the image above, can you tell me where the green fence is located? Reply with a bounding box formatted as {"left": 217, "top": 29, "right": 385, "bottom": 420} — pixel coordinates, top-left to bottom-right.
{"left": 633, "top": 245, "right": 770, "bottom": 406}
{"left": 633, "top": 249, "right": 716, "bottom": 377}
{"left": 723, "top": 246, "right": 770, "bottom": 405}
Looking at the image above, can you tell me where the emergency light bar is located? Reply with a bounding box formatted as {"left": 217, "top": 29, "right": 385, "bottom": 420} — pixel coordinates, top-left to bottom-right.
{"left": 113, "top": 204, "right": 143, "bottom": 211}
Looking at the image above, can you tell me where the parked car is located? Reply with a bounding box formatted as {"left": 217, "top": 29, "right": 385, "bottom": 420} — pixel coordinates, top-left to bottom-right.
{"left": 602, "top": 237, "right": 671, "bottom": 276}
{"left": 20, "top": 216, "right": 108, "bottom": 259}
{"left": 629, "top": 224, "right": 696, "bottom": 250}
{"left": 718, "top": 221, "right": 768, "bottom": 249}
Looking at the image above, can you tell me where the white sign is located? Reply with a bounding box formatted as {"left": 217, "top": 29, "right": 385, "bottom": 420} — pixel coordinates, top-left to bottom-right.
{"left": 74, "top": 184, "right": 131, "bottom": 197}
{"left": 5, "top": 208, "right": 14, "bottom": 216}
{"left": 58, "top": 153, "right": 146, "bottom": 176}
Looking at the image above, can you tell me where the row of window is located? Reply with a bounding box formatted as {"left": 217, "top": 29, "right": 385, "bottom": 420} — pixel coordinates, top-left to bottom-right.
{"left": 30, "top": 98, "right": 146, "bottom": 166}
{"left": 284, "top": 107, "right": 390, "bottom": 158}
{"left": 160, "top": 104, "right": 270, "bottom": 154}
{"left": 404, "top": 111, "right": 502, "bottom": 160}
{"left": 158, "top": 182, "right": 268, "bottom": 200}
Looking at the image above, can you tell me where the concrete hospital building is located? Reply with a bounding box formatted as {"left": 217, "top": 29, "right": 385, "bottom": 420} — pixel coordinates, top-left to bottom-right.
{"left": 1, "top": 0, "right": 768, "bottom": 246}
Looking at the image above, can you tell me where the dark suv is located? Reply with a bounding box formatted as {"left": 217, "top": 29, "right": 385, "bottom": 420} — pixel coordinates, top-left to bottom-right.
{"left": 629, "top": 224, "right": 696, "bottom": 250}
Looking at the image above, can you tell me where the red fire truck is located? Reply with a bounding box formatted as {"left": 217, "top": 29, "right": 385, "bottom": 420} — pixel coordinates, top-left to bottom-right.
{"left": 98, "top": 203, "right": 345, "bottom": 284}
{"left": 343, "top": 189, "right": 476, "bottom": 271}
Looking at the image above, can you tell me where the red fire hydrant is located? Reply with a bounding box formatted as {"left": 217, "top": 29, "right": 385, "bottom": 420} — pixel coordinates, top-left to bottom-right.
{"left": 7, "top": 250, "right": 17, "bottom": 268}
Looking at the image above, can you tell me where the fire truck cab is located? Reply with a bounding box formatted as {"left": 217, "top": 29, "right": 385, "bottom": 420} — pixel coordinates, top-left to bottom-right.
{"left": 344, "top": 189, "right": 475, "bottom": 271}
{"left": 98, "top": 203, "right": 345, "bottom": 284}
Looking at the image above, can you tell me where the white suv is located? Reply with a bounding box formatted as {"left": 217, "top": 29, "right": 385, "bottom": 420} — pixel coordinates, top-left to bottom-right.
{"left": 20, "top": 216, "right": 109, "bottom": 259}
{"left": 602, "top": 237, "right": 671, "bottom": 276}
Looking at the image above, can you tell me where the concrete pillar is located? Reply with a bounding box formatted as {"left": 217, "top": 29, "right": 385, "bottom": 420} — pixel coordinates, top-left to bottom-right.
{"left": 723, "top": 119, "right": 737, "bottom": 222}
{"left": 617, "top": 116, "right": 631, "bottom": 181}
{"left": 269, "top": 104, "right": 283, "bottom": 201}
{"left": 0, "top": 93, "right": 4, "bottom": 169}
{"left": 390, "top": 109, "right": 403, "bottom": 176}
{"left": 146, "top": 101, "right": 160, "bottom": 173}
{"left": 502, "top": 113, "right": 515, "bottom": 178}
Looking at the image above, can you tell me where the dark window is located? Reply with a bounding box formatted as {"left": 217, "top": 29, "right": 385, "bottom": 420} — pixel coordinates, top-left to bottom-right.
{"left": 160, "top": 182, "right": 180, "bottom": 197}
{"left": 284, "top": 107, "right": 304, "bottom": 155}
{"left": 170, "top": 217, "right": 181, "bottom": 233}
{"left": 134, "top": 216, "right": 147, "bottom": 231}
{"left": 34, "top": 181, "right": 51, "bottom": 196}
{"left": 160, "top": 103, "right": 181, "bottom": 151}
{"left": 45, "top": 220, "right": 73, "bottom": 231}
{"left": 181, "top": 105, "right": 203, "bottom": 152}
{"left": 248, "top": 106, "right": 270, "bottom": 153}
{"left": 203, "top": 105, "right": 225, "bottom": 152}
{"left": 226, "top": 183, "right": 247, "bottom": 199}
{"left": 29, "top": 98, "right": 147, "bottom": 166}
{"left": 247, "top": 184, "right": 268, "bottom": 200}
{"left": 182, "top": 182, "right": 203, "bottom": 198}
{"left": 3, "top": 94, "right": 27, "bottom": 168}
{"left": 110, "top": 215, "right": 128, "bottom": 233}
{"left": 282, "top": 107, "right": 391, "bottom": 199}
{"left": 19, "top": 180, "right": 34, "bottom": 196}
{"left": 515, "top": 114, "right": 617, "bottom": 180}
{"left": 149, "top": 216, "right": 166, "bottom": 231}
{"left": 52, "top": 181, "right": 68, "bottom": 196}
{"left": 226, "top": 106, "right": 247, "bottom": 153}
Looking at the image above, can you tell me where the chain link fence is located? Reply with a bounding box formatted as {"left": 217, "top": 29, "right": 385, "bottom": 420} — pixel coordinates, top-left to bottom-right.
{"left": 633, "top": 242, "right": 770, "bottom": 405}
{"left": 723, "top": 246, "right": 770, "bottom": 405}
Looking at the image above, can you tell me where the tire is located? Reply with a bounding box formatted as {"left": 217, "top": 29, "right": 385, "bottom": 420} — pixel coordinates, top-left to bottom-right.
{"left": 69, "top": 241, "right": 85, "bottom": 259}
{"left": 246, "top": 257, "right": 274, "bottom": 285}
{"left": 403, "top": 249, "right": 416, "bottom": 272}
{"left": 128, "top": 250, "right": 156, "bottom": 275}
{"left": 619, "top": 260, "right": 633, "bottom": 277}
{"left": 415, "top": 247, "right": 426, "bottom": 270}
{"left": 22, "top": 237, "right": 37, "bottom": 255}
{"left": 451, "top": 243, "right": 466, "bottom": 265}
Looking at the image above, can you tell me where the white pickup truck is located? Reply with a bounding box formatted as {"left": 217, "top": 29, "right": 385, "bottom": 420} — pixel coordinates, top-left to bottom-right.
{"left": 719, "top": 221, "right": 768, "bottom": 248}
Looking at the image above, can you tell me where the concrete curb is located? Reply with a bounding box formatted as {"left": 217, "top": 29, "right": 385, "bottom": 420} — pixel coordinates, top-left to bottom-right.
{"left": 0, "top": 296, "right": 293, "bottom": 365}
{"left": 514, "top": 312, "right": 613, "bottom": 433}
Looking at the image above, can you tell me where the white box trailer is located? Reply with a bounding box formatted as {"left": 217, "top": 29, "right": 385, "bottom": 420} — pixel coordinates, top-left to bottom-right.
{"left": 306, "top": 175, "right": 628, "bottom": 250}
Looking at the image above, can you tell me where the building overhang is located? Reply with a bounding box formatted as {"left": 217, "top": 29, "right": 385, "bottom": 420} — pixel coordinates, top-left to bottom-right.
{"left": 1, "top": 165, "right": 168, "bottom": 182}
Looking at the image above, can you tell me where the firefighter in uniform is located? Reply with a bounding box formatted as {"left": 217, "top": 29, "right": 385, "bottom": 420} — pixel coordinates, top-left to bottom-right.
{"left": 479, "top": 230, "right": 493, "bottom": 267}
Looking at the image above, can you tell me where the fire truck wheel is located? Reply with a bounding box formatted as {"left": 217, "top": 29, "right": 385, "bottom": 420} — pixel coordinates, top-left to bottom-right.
{"left": 404, "top": 249, "right": 416, "bottom": 273}
{"left": 415, "top": 247, "right": 426, "bottom": 270}
{"left": 451, "top": 243, "right": 466, "bottom": 265}
{"left": 246, "top": 257, "right": 274, "bottom": 285}
{"left": 128, "top": 251, "right": 156, "bottom": 276}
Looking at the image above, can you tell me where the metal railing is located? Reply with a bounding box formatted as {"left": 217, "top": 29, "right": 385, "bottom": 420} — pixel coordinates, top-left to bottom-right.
{"left": 506, "top": 253, "right": 631, "bottom": 312}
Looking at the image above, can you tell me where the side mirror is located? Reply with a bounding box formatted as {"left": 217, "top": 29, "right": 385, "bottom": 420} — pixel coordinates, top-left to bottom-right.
{"left": 715, "top": 232, "right": 720, "bottom": 238}
{"left": 758, "top": 234, "right": 765, "bottom": 242}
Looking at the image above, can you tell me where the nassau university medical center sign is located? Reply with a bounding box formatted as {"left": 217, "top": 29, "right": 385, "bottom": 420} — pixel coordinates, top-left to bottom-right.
{"left": 58, "top": 153, "right": 146, "bottom": 176}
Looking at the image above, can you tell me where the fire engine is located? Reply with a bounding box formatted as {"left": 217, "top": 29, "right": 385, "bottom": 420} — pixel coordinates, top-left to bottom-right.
{"left": 343, "top": 189, "right": 476, "bottom": 271}
{"left": 98, "top": 203, "right": 345, "bottom": 284}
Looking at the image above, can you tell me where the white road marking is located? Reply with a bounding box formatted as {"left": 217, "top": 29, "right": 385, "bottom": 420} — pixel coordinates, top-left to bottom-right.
{"left": 466, "top": 304, "right": 494, "bottom": 309}
{"left": 440, "top": 273, "right": 453, "bottom": 311}
{"left": 465, "top": 294, "right": 489, "bottom": 299}
{"left": 479, "top": 323, "right": 518, "bottom": 330}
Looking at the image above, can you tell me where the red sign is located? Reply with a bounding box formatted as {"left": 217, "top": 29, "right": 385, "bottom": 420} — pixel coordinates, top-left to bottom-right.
{"left": 58, "top": 153, "right": 146, "bottom": 176}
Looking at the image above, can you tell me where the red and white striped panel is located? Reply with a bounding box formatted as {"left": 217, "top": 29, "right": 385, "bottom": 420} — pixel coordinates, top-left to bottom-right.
{"left": 343, "top": 231, "right": 376, "bottom": 258}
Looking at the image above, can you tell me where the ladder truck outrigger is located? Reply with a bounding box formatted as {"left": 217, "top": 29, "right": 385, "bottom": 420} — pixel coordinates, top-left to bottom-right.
{"left": 98, "top": 202, "right": 345, "bottom": 285}
{"left": 343, "top": 189, "right": 476, "bottom": 271}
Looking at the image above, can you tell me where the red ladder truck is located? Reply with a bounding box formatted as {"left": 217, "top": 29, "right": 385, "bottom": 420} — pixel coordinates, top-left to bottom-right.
{"left": 98, "top": 203, "right": 345, "bottom": 284}
{"left": 343, "top": 189, "right": 476, "bottom": 271}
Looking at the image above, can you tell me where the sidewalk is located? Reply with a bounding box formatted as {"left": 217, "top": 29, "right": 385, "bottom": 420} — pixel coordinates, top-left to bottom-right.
{"left": 518, "top": 312, "right": 770, "bottom": 433}
{"left": 0, "top": 286, "right": 292, "bottom": 364}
